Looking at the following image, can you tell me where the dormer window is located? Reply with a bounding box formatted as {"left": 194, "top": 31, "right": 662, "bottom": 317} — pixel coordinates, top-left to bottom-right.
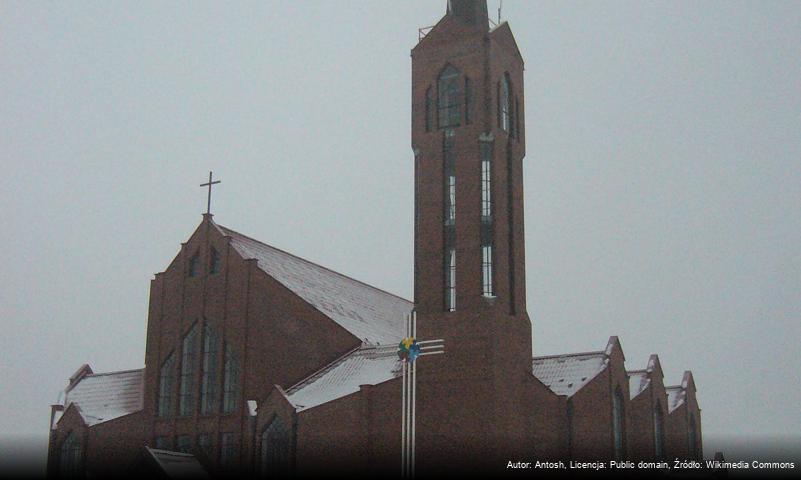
{"left": 438, "top": 65, "right": 461, "bottom": 128}
{"left": 188, "top": 252, "right": 200, "bottom": 278}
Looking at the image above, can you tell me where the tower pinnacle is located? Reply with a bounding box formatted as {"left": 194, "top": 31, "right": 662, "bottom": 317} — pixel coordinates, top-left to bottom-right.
{"left": 446, "top": 0, "right": 489, "bottom": 29}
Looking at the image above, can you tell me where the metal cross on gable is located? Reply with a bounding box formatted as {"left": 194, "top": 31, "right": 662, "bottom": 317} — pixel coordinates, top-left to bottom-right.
{"left": 200, "top": 171, "right": 221, "bottom": 215}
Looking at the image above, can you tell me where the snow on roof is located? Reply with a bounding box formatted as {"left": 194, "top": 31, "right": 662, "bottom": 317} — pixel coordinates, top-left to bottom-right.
{"left": 146, "top": 448, "right": 211, "bottom": 479}
{"left": 628, "top": 370, "right": 650, "bottom": 400}
{"left": 216, "top": 224, "right": 412, "bottom": 344}
{"left": 285, "top": 345, "right": 401, "bottom": 412}
{"left": 532, "top": 351, "right": 608, "bottom": 397}
{"left": 58, "top": 368, "right": 143, "bottom": 427}
{"left": 666, "top": 386, "right": 685, "bottom": 413}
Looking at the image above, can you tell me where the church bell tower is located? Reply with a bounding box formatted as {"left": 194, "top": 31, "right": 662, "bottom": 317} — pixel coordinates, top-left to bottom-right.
{"left": 412, "top": 0, "right": 533, "bottom": 468}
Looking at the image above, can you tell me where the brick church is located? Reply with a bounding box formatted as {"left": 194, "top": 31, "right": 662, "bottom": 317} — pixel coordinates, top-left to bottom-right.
{"left": 47, "top": 1, "right": 703, "bottom": 477}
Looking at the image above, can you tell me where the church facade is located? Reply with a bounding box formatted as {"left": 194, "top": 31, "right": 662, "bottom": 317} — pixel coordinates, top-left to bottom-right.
{"left": 47, "top": 2, "right": 703, "bottom": 477}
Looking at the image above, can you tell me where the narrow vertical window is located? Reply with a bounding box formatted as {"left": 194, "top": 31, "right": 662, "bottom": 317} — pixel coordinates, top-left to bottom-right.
{"left": 176, "top": 435, "right": 192, "bottom": 453}
{"left": 60, "top": 432, "right": 83, "bottom": 477}
{"left": 222, "top": 343, "right": 239, "bottom": 414}
{"left": 515, "top": 96, "right": 521, "bottom": 141}
{"left": 188, "top": 251, "right": 200, "bottom": 277}
{"left": 220, "top": 432, "right": 237, "bottom": 467}
{"left": 481, "top": 143, "right": 492, "bottom": 219}
{"left": 260, "top": 416, "right": 290, "bottom": 477}
{"left": 500, "top": 74, "right": 511, "bottom": 133}
{"left": 654, "top": 403, "right": 665, "bottom": 460}
{"left": 445, "top": 248, "right": 456, "bottom": 311}
{"left": 157, "top": 352, "right": 176, "bottom": 417}
{"left": 464, "top": 77, "right": 473, "bottom": 125}
{"left": 197, "top": 434, "right": 213, "bottom": 460}
{"left": 200, "top": 323, "right": 219, "bottom": 415}
{"left": 481, "top": 246, "right": 494, "bottom": 297}
{"left": 688, "top": 414, "right": 698, "bottom": 458}
{"left": 612, "top": 388, "right": 625, "bottom": 459}
{"left": 438, "top": 65, "right": 461, "bottom": 128}
{"left": 209, "top": 247, "right": 221, "bottom": 274}
{"left": 425, "top": 86, "right": 433, "bottom": 132}
{"left": 481, "top": 141, "right": 494, "bottom": 297}
{"left": 179, "top": 324, "right": 199, "bottom": 416}
{"left": 443, "top": 130, "right": 456, "bottom": 225}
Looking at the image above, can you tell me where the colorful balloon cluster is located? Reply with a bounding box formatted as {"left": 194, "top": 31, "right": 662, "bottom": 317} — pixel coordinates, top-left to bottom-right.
{"left": 397, "top": 337, "right": 421, "bottom": 363}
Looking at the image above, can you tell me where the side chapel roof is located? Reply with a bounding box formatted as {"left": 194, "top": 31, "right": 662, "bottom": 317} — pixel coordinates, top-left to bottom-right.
{"left": 285, "top": 345, "right": 402, "bottom": 412}
{"left": 53, "top": 368, "right": 144, "bottom": 428}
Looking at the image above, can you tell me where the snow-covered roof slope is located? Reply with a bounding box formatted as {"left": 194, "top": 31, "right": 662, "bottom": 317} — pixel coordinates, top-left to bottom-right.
{"left": 532, "top": 351, "right": 608, "bottom": 397}
{"left": 628, "top": 370, "right": 650, "bottom": 400}
{"left": 285, "top": 345, "right": 401, "bottom": 412}
{"left": 146, "top": 448, "right": 211, "bottom": 479}
{"left": 58, "top": 368, "right": 144, "bottom": 427}
{"left": 216, "top": 223, "right": 411, "bottom": 344}
{"left": 666, "top": 386, "right": 685, "bottom": 413}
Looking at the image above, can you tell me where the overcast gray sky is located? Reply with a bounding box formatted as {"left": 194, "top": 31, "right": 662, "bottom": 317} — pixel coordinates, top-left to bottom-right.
{"left": 2, "top": 0, "right": 799, "bottom": 469}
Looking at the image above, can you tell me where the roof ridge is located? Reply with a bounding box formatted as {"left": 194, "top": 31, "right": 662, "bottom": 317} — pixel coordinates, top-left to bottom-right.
{"left": 82, "top": 368, "right": 144, "bottom": 378}
{"left": 285, "top": 345, "right": 364, "bottom": 395}
{"left": 216, "top": 223, "right": 412, "bottom": 305}
{"left": 532, "top": 350, "right": 605, "bottom": 361}
{"left": 627, "top": 369, "right": 648, "bottom": 374}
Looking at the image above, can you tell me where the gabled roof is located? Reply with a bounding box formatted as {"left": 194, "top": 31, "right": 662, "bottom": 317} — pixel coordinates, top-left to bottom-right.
{"left": 214, "top": 222, "right": 412, "bottom": 345}
{"left": 628, "top": 370, "right": 651, "bottom": 400}
{"left": 55, "top": 368, "right": 143, "bottom": 427}
{"left": 532, "top": 351, "right": 608, "bottom": 397}
{"left": 285, "top": 345, "right": 401, "bottom": 412}
{"left": 665, "top": 386, "right": 686, "bottom": 413}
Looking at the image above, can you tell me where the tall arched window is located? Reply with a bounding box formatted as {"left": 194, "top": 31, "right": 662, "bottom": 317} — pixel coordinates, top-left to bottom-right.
{"left": 60, "top": 431, "right": 83, "bottom": 477}
{"left": 200, "top": 323, "right": 219, "bottom": 415}
{"left": 179, "top": 323, "right": 199, "bottom": 416}
{"left": 222, "top": 342, "right": 239, "bottom": 414}
{"left": 654, "top": 401, "right": 665, "bottom": 459}
{"left": 425, "top": 86, "right": 433, "bottom": 132}
{"left": 157, "top": 352, "right": 176, "bottom": 417}
{"left": 260, "top": 416, "right": 290, "bottom": 477}
{"left": 209, "top": 247, "right": 221, "bottom": 274}
{"left": 438, "top": 65, "right": 461, "bottom": 128}
{"left": 500, "top": 74, "right": 511, "bottom": 132}
{"left": 688, "top": 414, "right": 698, "bottom": 458}
{"left": 612, "top": 387, "right": 625, "bottom": 459}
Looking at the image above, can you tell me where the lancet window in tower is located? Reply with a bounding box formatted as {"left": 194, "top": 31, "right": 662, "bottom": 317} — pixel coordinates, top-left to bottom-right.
{"left": 200, "top": 323, "right": 219, "bottom": 415}
{"left": 443, "top": 130, "right": 457, "bottom": 311}
{"left": 425, "top": 86, "right": 433, "bottom": 132}
{"left": 179, "top": 323, "right": 199, "bottom": 416}
{"left": 438, "top": 65, "right": 461, "bottom": 128}
{"left": 222, "top": 343, "right": 239, "bottom": 414}
{"left": 500, "top": 74, "right": 511, "bottom": 133}
{"left": 464, "top": 77, "right": 473, "bottom": 125}
{"left": 688, "top": 414, "right": 698, "bottom": 458}
{"left": 445, "top": 248, "right": 456, "bottom": 311}
{"left": 157, "top": 352, "right": 176, "bottom": 417}
{"left": 443, "top": 130, "right": 456, "bottom": 225}
{"left": 480, "top": 141, "right": 495, "bottom": 296}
